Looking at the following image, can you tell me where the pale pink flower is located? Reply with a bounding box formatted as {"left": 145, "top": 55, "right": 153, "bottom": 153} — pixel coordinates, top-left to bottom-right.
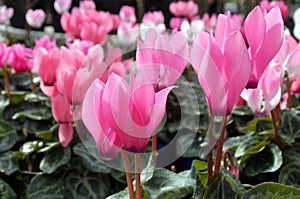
{"left": 119, "top": 5, "right": 136, "bottom": 23}
{"left": 54, "top": 0, "right": 72, "bottom": 14}
{"left": 25, "top": 9, "right": 46, "bottom": 28}
{"left": 0, "top": 5, "right": 14, "bottom": 24}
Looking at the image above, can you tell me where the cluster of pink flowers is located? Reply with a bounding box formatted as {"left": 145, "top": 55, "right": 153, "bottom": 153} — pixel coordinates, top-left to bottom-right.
{"left": 0, "top": 42, "right": 33, "bottom": 73}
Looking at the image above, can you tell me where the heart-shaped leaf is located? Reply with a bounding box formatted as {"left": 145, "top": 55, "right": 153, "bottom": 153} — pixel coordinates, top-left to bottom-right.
{"left": 0, "top": 120, "right": 18, "bottom": 153}
{"left": 0, "top": 151, "right": 18, "bottom": 175}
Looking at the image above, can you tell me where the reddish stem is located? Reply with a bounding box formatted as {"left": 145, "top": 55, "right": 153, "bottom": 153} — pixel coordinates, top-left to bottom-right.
{"left": 2, "top": 65, "right": 11, "bottom": 101}
{"left": 286, "top": 73, "right": 292, "bottom": 109}
{"left": 121, "top": 150, "right": 135, "bottom": 199}
{"left": 207, "top": 150, "right": 213, "bottom": 185}
{"left": 135, "top": 154, "right": 142, "bottom": 199}
{"left": 213, "top": 117, "right": 227, "bottom": 178}
{"left": 271, "top": 109, "right": 280, "bottom": 144}
{"left": 29, "top": 71, "right": 36, "bottom": 92}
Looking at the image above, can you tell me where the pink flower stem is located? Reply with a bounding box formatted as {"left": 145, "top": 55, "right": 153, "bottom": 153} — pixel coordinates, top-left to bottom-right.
{"left": 152, "top": 131, "right": 157, "bottom": 167}
{"left": 135, "top": 154, "right": 142, "bottom": 199}
{"left": 2, "top": 65, "right": 11, "bottom": 101}
{"left": 285, "top": 71, "right": 292, "bottom": 109}
{"left": 213, "top": 117, "right": 227, "bottom": 178}
{"left": 121, "top": 150, "right": 135, "bottom": 199}
{"left": 207, "top": 150, "right": 213, "bottom": 185}
{"left": 271, "top": 108, "right": 280, "bottom": 144}
{"left": 29, "top": 71, "right": 36, "bottom": 92}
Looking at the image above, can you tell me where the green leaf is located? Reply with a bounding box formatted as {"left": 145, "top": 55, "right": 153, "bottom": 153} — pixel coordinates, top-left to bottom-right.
{"left": 0, "top": 120, "right": 18, "bottom": 153}
{"left": 232, "top": 106, "right": 254, "bottom": 117}
{"left": 0, "top": 151, "right": 18, "bottom": 175}
{"left": 73, "top": 143, "right": 111, "bottom": 174}
{"left": 203, "top": 169, "right": 246, "bottom": 199}
{"left": 280, "top": 109, "right": 300, "bottom": 144}
{"left": 242, "top": 144, "right": 282, "bottom": 177}
{"left": 283, "top": 146, "right": 300, "bottom": 166}
{"left": 279, "top": 163, "right": 300, "bottom": 188}
{"left": 0, "top": 95, "right": 9, "bottom": 114}
{"left": 12, "top": 106, "right": 52, "bottom": 120}
{"left": 224, "top": 131, "right": 255, "bottom": 151}
{"left": 19, "top": 141, "right": 45, "bottom": 156}
{"left": 239, "top": 117, "right": 273, "bottom": 133}
{"left": 9, "top": 91, "right": 29, "bottom": 104}
{"left": 234, "top": 136, "right": 270, "bottom": 158}
{"left": 242, "top": 182, "right": 300, "bottom": 199}
{"left": 0, "top": 178, "right": 16, "bottom": 199}
{"left": 62, "top": 170, "right": 111, "bottom": 199}
{"left": 27, "top": 174, "right": 64, "bottom": 199}
{"left": 142, "top": 168, "right": 195, "bottom": 199}
{"left": 39, "top": 147, "right": 71, "bottom": 174}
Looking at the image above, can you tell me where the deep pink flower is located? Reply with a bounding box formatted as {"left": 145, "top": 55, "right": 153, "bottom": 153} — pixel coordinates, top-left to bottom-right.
{"left": 169, "top": 1, "right": 198, "bottom": 18}
{"left": 0, "top": 5, "right": 14, "bottom": 24}
{"left": 0, "top": 42, "right": 8, "bottom": 66}
{"left": 54, "top": 0, "right": 72, "bottom": 14}
{"left": 119, "top": 5, "right": 136, "bottom": 23}
{"left": 25, "top": 9, "right": 46, "bottom": 28}
{"left": 82, "top": 72, "right": 173, "bottom": 154}
{"left": 111, "top": 14, "right": 121, "bottom": 31}
{"left": 191, "top": 14, "right": 251, "bottom": 116}
{"left": 142, "top": 11, "right": 164, "bottom": 25}
{"left": 34, "top": 35, "right": 57, "bottom": 53}
{"left": 33, "top": 47, "right": 60, "bottom": 96}
{"left": 169, "top": 17, "right": 187, "bottom": 30}
{"left": 241, "top": 65, "right": 281, "bottom": 116}
{"left": 244, "top": 6, "right": 283, "bottom": 88}
{"left": 51, "top": 93, "right": 73, "bottom": 147}
{"left": 7, "top": 44, "right": 33, "bottom": 73}
{"left": 259, "top": 0, "right": 288, "bottom": 19}
{"left": 61, "top": 10, "right": 83, "bottom": 39}
{"left": 136, "top": 30, "right": 188, "bottom": 89}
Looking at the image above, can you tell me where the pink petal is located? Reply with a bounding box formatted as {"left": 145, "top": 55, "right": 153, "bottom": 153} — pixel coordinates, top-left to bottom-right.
{"left": 59, "top": 123, "right": 73, "bottom": 147}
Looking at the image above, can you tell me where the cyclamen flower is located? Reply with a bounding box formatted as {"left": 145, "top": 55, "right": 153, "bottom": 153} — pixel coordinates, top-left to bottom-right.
{"left": 272, "top": 35, "right": 300, "bottom": 79}
{"left": 7, "top": 44, "right": 33, "bottom": 73}
{"left": 25, "top": 9, "right": 46, "bottom": 28}
{"left": 136, "top": 30, "right": 189, "bottom": 89}
{"left": 180, "top": 20, "right": 204, "bottom": 42}
{"left": 241, "top": 65, "right": 281, "bottom": 116}
{"left": 169, "top": 1, "right": 198, "bottom": 18}
{"left": 34, "top": 35, "right": 57, "bottom": 53}
{"left": 0, "top": 5, "right": 14, "bottom": 24}
{"left": 140, "top": 11, "right": 166, "bottom": 40}
{"left": 79, "top": 0, "right": 96, "bottom": 14}
{"left": 259, "top": 0, "right": 288, "bottom": 19}
{"left": 54, "top": 0, "right": 72, "bottom": 14}
{"left": 190, "top": 14, "right": 251, "bottom": 116}
{"left": 244, "top": 6, "right": 284, "bottom": 88}
{"left": 119, "top": 5, "right": 136, "bottom": 23}
{"left": 82, "top": 72, "right": 173, "bottom": 156}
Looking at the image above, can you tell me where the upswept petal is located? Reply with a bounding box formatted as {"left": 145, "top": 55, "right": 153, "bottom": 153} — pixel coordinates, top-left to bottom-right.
{"left": 244, "top": 6, "right": 266, "bottom": 56}
{"left": 58, "top": 123, "right": 73, "bottom": 147}
{"left": 286, "top": 48, "right": 300, "bottom": 78}
{"left": 215, "top": 14, "right": 237, "bottom": 50}
{"left": 82, "top": 79, "right": 122, "bottom": 158}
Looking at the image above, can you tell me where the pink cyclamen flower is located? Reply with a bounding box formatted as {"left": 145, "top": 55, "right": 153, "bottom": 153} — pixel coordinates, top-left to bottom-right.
{"left": 79, "top": 0, "right": 96, "bottom": 14}
{"left": 119, "top": 5, "right": 136, "bottom": 23}
{"left": 293, "top": 8, "right": 300, "bottom": 40}
{"left": 259, "top": 0, "right": 288, "bottom": 19}
{"left": 7, "top": 44, "right": 33, "bottom": 73}
{"left": 169, "top": 17, "right": 187, "bottom": 30}
{"left": 82, "top": 72, "right": 173, "bottom": 155}
{"left": 272, "top": 35, "right": 300, "bottom": 79}
{"left": 54, "top": 0, "right": 72, "bottom": 14}
{"left": 34, "top": 35, "right": 57, "bottom": 53}
{"left": 241, "top": 65, "right": 281, "bottom": 116}
{"left": 142, "top": 11, "right": 164, "bottom": 25}
{"left": 25, "top": 9, "right": 46, "bottom": 28}
{"left": 111, "top": 14, "right": 121, "bottom": 31}
{"left": 140, "top": 11, "right": 166, "bottom": 40}
{"left": 244, "top": 6, "right": 283, "bottom": 88}
{"left": 51, "top": 93, "right": 73, "bottom": 147}
{"left": 136, "top": 30, "right": 189, "bottom": 89}
{"left": 117, "top": 22, "right": 139, "bottom": 47}
{"left": 0, "top": 42, "right": 8, "bottom": 66}
{"left": 33, "top": 47, "right": 60, "bottom": 96}
{"left": 169, "top": 1, "right": 198, "bottom": 18}
{"left": 0, "top": 5, "right": 14, "bottom": 24}
{"left": 60, "top": 9, "right": 83, "bottom": 39}
{"left": 190, "top": 14, "right": 251, "bottom": 116}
